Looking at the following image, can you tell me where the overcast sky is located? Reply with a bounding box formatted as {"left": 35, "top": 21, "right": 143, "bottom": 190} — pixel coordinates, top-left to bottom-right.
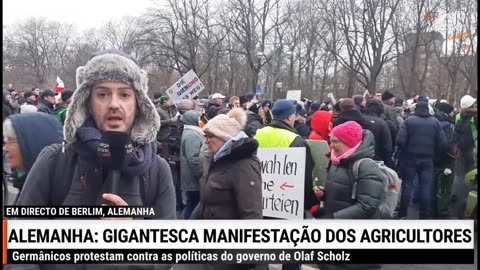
{"left": 3, "top": 0, "right": 162, "bottom": 30}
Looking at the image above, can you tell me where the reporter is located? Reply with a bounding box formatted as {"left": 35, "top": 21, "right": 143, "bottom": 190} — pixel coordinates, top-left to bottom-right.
{"left": 7, "top": 49, "right": 175, "bottom": 270}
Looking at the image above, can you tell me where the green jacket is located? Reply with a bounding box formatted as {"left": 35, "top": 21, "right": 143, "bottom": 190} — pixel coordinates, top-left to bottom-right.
{"left": 155, "top": 103, "right": 176, "bottom": 141}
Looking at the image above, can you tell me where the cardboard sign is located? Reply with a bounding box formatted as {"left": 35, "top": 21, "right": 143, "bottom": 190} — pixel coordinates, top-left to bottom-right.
{"left": 166, "top": 70, "right": 205, "bottom": 103}
{"left": 286, "top": 90, "right": 302, "bottom": 101}
{"left": 306, "top": 140, "right": 331, "bottom": 187}
{"left": 257, "top": 148, "right": 305, "bottom": 220}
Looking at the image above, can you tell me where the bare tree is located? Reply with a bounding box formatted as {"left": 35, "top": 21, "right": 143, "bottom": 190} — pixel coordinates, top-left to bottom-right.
{"left": 392, "top": 0, "right": 444, "bottom": 98}
{"left": 3, "top": 18, "right": 76, "bottom": 89}
{"left": 324, "top": 0, "right": 402, "bottom": 97}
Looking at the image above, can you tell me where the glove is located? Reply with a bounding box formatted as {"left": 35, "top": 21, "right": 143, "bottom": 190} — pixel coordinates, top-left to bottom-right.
{"left": 310, "top": 205, "right": 329, "bottom": 219}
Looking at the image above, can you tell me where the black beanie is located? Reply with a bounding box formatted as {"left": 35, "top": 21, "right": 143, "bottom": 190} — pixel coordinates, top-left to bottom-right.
{"left": 418, "top": 96, "right": 429, "bottom": 103}
{"left": 437, "top": 103, "right": 454, "bottom": 114}
{"left": 239, "top": 95, "right": 250, "bottom": 105}
{"left": 416, "top": 101, "right": 429, "bottom": 111}
{"left": 382, "top": 90, "right": 395, "bottom": 101}
{"left": 365, "top": 99, "right": 385, "bottom": 116}
{"left": 262, "top": 99, "right": 272, "bottom": 108}
{"left": 248, "top": 102, "right": 262, "bottom": 115}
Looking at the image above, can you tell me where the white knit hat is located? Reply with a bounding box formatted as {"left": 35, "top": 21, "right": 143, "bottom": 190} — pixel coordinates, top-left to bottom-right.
{"left": 20, "top": 104, "right": 38, "bottom": 114}
{"left": 203, "top": 108, "right": 246, "bottom": 141}
{"left": 460, "top": 95, "right": 477, "bottom": 109}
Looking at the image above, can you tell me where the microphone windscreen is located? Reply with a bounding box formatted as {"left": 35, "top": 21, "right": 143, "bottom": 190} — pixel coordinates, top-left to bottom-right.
{"left": 98, "top": 131, "right": 131, "bottom": 170}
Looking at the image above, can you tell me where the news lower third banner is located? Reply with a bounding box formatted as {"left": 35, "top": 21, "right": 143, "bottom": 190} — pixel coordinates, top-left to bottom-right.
{"left": 2, "top": 219, "right": 475, "bottom": 265}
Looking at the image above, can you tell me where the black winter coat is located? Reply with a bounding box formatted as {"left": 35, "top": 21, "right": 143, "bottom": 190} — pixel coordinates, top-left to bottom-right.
{"left": 363, "top": 113, "right": 393, "bottom": 163}
{"left": 294, "top": 119, "right": 310, "bottom": 139}
{"left": 245, "top": 110, "right": 264, "bottom": 137}
{"left": 396, "top": 107, "right": 447, "bottom": 160}
{"left": 333, "top": 109, "right": 372, "bottom": 130}
{"left": 36, "top": 99, "right": 55, "bottom": 114}
{"left": 434, "top": 112, "right": 456, "bottom": 167}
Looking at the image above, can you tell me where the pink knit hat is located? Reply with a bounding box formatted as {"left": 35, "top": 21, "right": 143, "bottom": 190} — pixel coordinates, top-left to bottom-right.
{"left": 330, "top": 121, "right": 363, "bottom": 148}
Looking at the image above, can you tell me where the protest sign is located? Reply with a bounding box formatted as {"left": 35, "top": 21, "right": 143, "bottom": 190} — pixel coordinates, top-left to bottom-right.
{"left": 306, "top": 140, "right": 330, "bottom": 187}
{"left": 286, "top": 90, "right": 302, "bottom": 101}
{"left": 257, "top": 148, "right": 305, "bottom": 220}
{"left": 166, "top": 70, "right": 204, "bottom": 103}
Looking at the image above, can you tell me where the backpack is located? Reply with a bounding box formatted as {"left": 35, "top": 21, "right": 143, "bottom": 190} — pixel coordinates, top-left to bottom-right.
{"left": 351, "top": 158, "right": 402, "bottom": 219}
{"left": 168, "top": 116, "right": 185, "bottom": 155}
{"left": 49, "top": 143, "right": 156, "bottom": 206}
{"left": 439, "top": 120, "right": 457, "bottom": 157}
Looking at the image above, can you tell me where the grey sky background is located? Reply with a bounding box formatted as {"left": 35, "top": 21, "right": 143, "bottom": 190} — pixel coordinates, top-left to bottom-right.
{"left": 3, "top": 0, "right": 162, "bottom": 30}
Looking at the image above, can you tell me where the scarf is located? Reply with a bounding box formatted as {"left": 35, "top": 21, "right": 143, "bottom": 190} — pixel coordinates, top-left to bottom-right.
{"left": 330, "top": 142, "right": 361, "bottom": 165}
{"left": 74, "top": 118, "right": 157, "bottom": 176}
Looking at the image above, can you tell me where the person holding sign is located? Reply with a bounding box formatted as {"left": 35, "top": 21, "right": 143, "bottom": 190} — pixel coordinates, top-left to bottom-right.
{"left": 255, "top": 99, "right": 316, "bottom": 270}
{"left": 255, "top": 99, "right": 317, "bottom": 213}
{"left": 313, "top": 121, "right": 383, "bottom": 270}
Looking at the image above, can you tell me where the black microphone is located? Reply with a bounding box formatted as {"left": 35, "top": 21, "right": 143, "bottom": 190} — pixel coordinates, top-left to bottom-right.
{"left": 97, "top": 131, "right": 132, "bottom": 195}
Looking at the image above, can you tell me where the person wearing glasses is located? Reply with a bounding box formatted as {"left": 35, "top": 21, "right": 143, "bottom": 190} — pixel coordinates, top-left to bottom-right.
{"left": 188, "top": 107, "right": 262, "bottom": 270}
{"left": 191, "top": 107, "right": 262, "bottom": 220}
{"left": 3, "top": 113, "right": 63, "bottom": 201}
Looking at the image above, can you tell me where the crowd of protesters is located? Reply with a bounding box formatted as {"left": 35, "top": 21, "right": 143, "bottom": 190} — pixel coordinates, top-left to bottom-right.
{"left": 2, "top": 49, "right": 477, "bottom": 270}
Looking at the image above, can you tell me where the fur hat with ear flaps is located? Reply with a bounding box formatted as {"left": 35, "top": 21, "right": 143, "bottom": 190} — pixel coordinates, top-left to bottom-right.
{"left": 64, "top": 50, "right": 160, "bottom": 145}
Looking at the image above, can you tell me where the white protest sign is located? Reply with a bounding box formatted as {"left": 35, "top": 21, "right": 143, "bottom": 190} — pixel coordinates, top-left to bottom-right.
{"left": 257, "top": 148, "right": 305, "bottom": 220}
{"left": 166, "top": 70, "right": 204, "bottom": 103}
{"left": 286, "top": 90, "right": 302, "bottom": 101}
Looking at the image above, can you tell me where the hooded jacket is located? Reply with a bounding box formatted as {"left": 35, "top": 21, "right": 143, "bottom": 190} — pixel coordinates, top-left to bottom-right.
{"left": 10, "top": 51, "right": 174, "bottom": 270}
{"left": 320, "top": 130, "right": 383, "bottom": 270}
{"left": 3, "top": 90, "right": 15, "bottom": 121}
{"left": 294, "top": 114, "right": 311, "bottom": 139}
{"left": 245, "top": 109, "right": 263, "bottom": 137}
{"left": 191, "top": 132, "right": 262, "bottom": 219}
{"left": 180, "top": 111, "right": 205, "bottom": 191}
{"left": 363, "top": 102, "right": 393, "bottom": 163}
{"left": 8, "top": 113, "right": 63, "bottom": 191}
{"left": 381, "top": 100, "right": 398, "bottom": 128}
{"left": 396, "top": 103, "right": 447, "bottom": 160}
{"left": 309, "top": 110, "right": 333, "bottom": 144}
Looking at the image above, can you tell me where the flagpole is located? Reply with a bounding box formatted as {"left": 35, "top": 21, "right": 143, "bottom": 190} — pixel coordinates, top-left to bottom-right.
{"left": 445, "top": 0, "right": 448, "bottom": 56}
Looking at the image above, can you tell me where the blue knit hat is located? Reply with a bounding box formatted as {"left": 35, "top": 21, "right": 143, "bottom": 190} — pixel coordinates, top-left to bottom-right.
{"left": 272, "top": 99, "right": 296, "bottom": 120}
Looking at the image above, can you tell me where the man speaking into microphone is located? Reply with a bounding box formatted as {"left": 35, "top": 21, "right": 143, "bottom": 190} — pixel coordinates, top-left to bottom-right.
{"left": 10, "top": 50, "right": 176, "bottom": 269}
{"left": 16, "top": 49, "right": 176, "bottom": 212}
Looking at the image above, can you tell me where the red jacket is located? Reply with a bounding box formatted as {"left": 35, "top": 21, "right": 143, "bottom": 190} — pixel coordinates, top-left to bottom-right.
{"left": 309, "top": 110, "right": 333, "bottom": 144}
